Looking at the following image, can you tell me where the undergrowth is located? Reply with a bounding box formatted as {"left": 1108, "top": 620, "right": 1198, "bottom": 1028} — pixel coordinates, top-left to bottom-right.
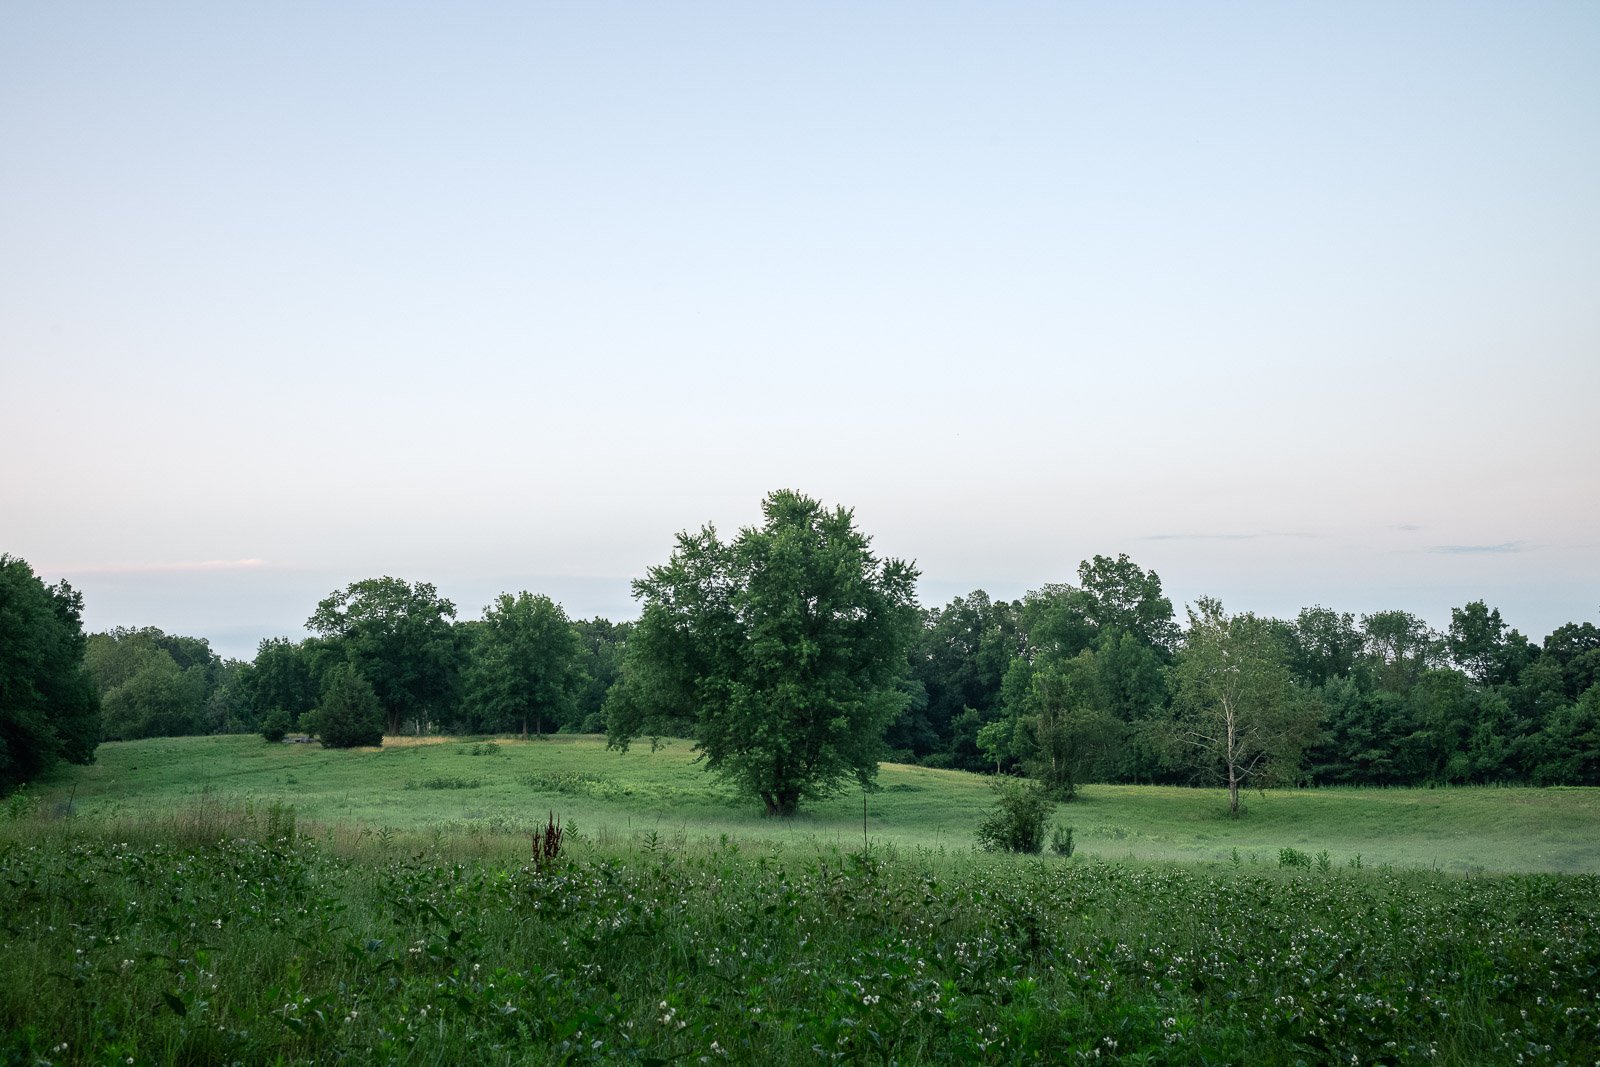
{"left": 1, "top": 803, "right": 1596, "bottom": 1065}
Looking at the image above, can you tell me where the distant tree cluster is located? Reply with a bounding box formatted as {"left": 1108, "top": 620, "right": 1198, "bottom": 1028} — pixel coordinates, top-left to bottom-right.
{"left": 896, "top": 573, "right": 1600, "bottom": 804}
{"left": 85, "top": 626, "right": 249, "bottom": 740}
{"left": 5, "top": 489, "right": 1597, "bottom": 808}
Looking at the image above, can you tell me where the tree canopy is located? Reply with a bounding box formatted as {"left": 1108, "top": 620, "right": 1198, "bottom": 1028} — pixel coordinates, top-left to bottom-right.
{"left": 1171, "top": 598, "right": 1315, "bottom": 815}
{"left": 0, "top": 554, "right": 100, "bottom": 791}
{"left": 463, "top": 592, "right": 585, "bottom": 736}
{"left": 306, "top": 577, "right": 460, "bottom": 735}
{"left": 608, "top": 490, "right": 920, "bottom": 816}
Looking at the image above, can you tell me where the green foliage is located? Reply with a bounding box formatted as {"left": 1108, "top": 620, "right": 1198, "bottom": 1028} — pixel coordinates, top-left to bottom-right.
{"left": 903, "top": 590, "right": 1023, "bottom": 765}
{"left": 610, "top": 490, "right": 921, "bottom": 816}
{"left": 1278, "top": 846, "right": 1311, "bottom": 869}
{"left": 1172, "top": 598, "right": 1315, "bottom": 815}
{"left": 462, "top": 592, "right": 584, "bottom": 736}
{"left": 260, "top": 708, "right": 292, "bottom": 743}
{"left": 1535, "top": 684, "right": 1600, "bottom": 785}
{"left": 1049, "top": 825, "right": 1074, "bottom": 857}
{"left": 1361, "top": 609, "right": 1442, "bottom": 695}
{"left": 1446, "top": 600, "right": 1533, "bottom": 687}
{"left": 248, "top": 636, "right": 323, "bottom": 724}
{"left": 1007, "top": 650, "right": 1122, "bottom": 799}
{"left": 571, "top": 618, "right": 630, "bottom": 733}
{"left": 0, "top": 554, "right": 100, "bottom": 791}
{"left": 312, "top": 664, "right": 384, "bottom": 749}
{"left": 85, "top": 626, "right": 222, "bottom": 740}
{"left": 976, "top": 778, "right": 1055, "bottom": 853}
{"left": 306, "top": 577, "right": 460, "bottom": 735}
{"left": 1287, "top": 605, "right": 1366, "bottom": 688}
{"left": 1075, "top": 552, "right": 1179, "bottom": 654}
{"left": 12, "top": 807, "right": 1595, "bottom": 1065}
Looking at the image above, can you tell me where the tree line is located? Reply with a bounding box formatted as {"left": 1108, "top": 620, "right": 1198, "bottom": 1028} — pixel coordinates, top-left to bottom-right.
{"left": 3, "top": 491, "right": 1597, "bottom": 805}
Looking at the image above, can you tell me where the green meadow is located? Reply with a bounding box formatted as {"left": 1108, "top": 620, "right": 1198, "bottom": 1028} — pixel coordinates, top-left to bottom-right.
{"left": 5, "top": 737, "right": 1599, "bottom": 1064}
{"left": 31, "top": 734, "right": 1600, "bottom": 874}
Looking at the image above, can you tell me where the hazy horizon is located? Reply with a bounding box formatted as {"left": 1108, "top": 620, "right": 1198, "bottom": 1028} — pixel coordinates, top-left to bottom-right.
{"left": 5, "top": 3, "right": 1597, "bottom": 660}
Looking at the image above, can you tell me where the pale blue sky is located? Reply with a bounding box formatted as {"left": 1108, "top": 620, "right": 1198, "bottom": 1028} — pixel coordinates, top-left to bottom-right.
{"left": 3, "top": 2, "right": 1597, "bottom": 659}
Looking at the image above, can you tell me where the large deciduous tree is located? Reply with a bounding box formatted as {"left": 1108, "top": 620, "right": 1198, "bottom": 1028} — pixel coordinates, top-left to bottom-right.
{"left": 1006, "top": 649, "right": 1120, "bottom": 799}
{"left": 608, "top": 490, "right": 920, "bottom": 816}
{"left": 0, "top": 555, "right": 100, "bottom": 791}
{"left": 1172, "top": 597, "right": 1314, "bottom": 816}
{"left": 1075, "top": 553, "right": 1179, "bottom": 655}
{"left": 306, "top": 578, "right": 461, "bottom": 735}
{"left": 247, "top": 637, "right": 325, "bottom": 727}
{"left": 1446, "top": 600, "right": 1533, "bottom": 688}
{"left": 463, "top": 592, "right": 585, "bottom": 736}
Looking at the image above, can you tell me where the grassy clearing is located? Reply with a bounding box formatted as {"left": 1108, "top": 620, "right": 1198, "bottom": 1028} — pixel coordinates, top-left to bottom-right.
{"left": 2, "top": 803, "right": 1597, "bottom": 1065}
{"left": 24, "top": 734, "right": 1600, "bottom": 873}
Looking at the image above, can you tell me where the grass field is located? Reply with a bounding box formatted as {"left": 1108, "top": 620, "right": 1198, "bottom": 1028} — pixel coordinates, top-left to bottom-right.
{"left": 5, "top": 736, "right": 1599, "bottom": 1064}
{"left": 24, "top": 733, "right": 1600, "bottom": 874}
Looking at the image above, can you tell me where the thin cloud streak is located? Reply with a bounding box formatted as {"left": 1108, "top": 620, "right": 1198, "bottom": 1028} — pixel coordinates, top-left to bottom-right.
{"left": 1425, "top": 542, "right": 1529, "bottom": 555}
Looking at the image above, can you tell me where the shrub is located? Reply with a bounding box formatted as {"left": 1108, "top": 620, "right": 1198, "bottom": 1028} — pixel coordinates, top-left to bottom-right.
{"left": 260, "top": 708, "right": 291, "bottom": 743}
{"left": 1049, "top": 825, "right": 1075, "bottom": 857}
{"left": 315, "top": 664, "right": 384, "bottom": 748}
{"left": 976, "top": 778, "right": 1054, "bottom": 854}
{"left": 1279, "top": 846, "right": 1311, "bottom": 869}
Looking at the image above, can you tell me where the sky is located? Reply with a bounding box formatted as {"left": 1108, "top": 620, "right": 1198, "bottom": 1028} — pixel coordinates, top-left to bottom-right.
{"left": 3, "top": 2, "right": 1597, "bottom": 660}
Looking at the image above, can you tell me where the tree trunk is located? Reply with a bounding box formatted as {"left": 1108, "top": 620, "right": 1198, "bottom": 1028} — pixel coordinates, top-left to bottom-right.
{"left": 761, "top": 789, "right": 799, "bottom": 817}
{"left": 1226, "top": 698, "right": 1241, "bottom": 817}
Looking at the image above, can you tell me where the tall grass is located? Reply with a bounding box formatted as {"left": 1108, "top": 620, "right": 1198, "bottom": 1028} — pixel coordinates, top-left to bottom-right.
{"left": 1, "top": 806, "right": 1596, "bottom": 1064}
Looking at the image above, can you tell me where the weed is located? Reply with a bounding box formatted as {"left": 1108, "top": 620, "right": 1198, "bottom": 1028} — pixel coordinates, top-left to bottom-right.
{"left": 2, "top": 819, "right": 1593, "bottom": 1065}
{"left": 532, "top": 811, "right": 564, "bottom": 868}
{"left": 1279, "top": 846, "right": 1311, "bottom": 869}
{"left": 1049, "top": 825, "right": 1075, "bottom": 857}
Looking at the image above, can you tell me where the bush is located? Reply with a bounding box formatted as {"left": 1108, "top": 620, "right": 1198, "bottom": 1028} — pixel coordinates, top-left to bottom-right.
{"left": 1279, "top": 846, "right": 1311, "bottom": 869}
{"left": 260, "top": 708, "right": 291, "bottom": 743}
{"left": 1049, "top": 825, "right": 1074, "bottom": 857}
{"left": 315, "top": 664, "right": 384, "bottom": 749}
{"left": 976, "top": 778, "right": 1055, "bottom": 854}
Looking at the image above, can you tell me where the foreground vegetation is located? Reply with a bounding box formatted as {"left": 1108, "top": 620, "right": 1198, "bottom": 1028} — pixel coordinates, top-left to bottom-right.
{"left": 3, "top": 801, "right": 1597, "bottom": 1065}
